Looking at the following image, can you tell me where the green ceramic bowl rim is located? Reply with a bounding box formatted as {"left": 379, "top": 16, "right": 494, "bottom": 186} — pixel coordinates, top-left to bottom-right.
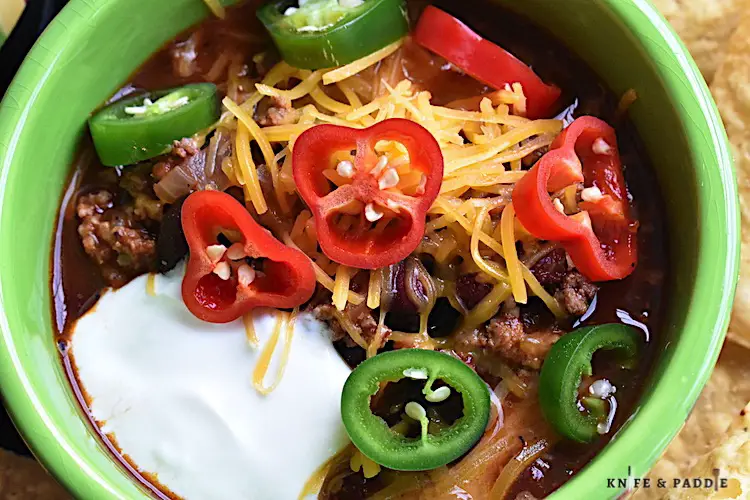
{"left": 0, "top": 0, "right": 738, "bottom": 498}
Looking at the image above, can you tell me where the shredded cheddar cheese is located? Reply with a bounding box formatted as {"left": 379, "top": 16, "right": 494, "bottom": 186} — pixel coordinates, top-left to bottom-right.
{"left": 282, "top": 231, "right": 365, "bottom": 305}
{"left": 350, "top": 449, "right": 382, "bottom": 479}
{"left": 310, "top": 84, "right": 352, "bottom": 114}
{"left": 256, "top": 69, "right": 325, "bottom": 100}
{"left": 366, "top": 311, "right": 388, "bottom": 359}
{"left": 471, "top": 205, "right": 509, "bottom": 283}
{"left": 252, "top": 309, "right": 296, "bottom": 396}
{"left": 333, "top": 265, "right": 353, "bottom": 311}
{"left": 224, "top": 97, "right": 275, "bottom": 167}
{"left": 235, "top": 124, "right": 267, "bottom": 214}
{"left": 337, "top": 81, "right": 363, "bottom": 108}
{"left": 521, "top": 265, "right": 566, "bottom": 319}
{"left": 367, "top": 269, "right": 382, "bottom": 310}
{"left": 501, "top": 204, "right": 528, "bottom": 304}
{"left": 243, "top": 312, "right": 259, "bottom": 346}
{"left": 323, "top": 38, "right": 405, "bottom": 85}
{"left": 461, "top": 283, "right": 512, "bottom": 331}
{"left": 146, "top": 273, "right": 156, "bottom": 297}
{"left": 215, "top": 46, "right": 567, "bottom": 321}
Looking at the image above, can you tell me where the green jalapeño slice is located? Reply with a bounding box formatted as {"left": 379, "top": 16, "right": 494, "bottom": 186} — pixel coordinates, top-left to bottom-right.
{"left": 539, "top": 324, "right": 641, "bottom": 443}
{"left": 89, "top": 83, "right": 219, "bottom": 167}
{"left": 257, "top": 0, "right": 409, "bottom": 70}
{"left": 340, "top": 349, "right": 490, "bottom": 471}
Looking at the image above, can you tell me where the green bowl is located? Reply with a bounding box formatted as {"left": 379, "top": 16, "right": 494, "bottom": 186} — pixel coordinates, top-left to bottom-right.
{"left": 0, "top": 0, "right": 738, "bottom": 498}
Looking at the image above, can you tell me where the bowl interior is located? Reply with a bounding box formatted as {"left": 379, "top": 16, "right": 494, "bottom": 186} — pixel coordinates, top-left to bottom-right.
{"left": 0, "top": 0, "right": 737, "bottom": 498}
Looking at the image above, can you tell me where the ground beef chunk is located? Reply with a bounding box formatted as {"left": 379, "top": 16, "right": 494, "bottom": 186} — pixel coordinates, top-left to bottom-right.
{"left": 120, "top": 164, "right": 164, "bottom": 222}
{"left": 555, "top": 271, "right": 598, "bottom": 316}
{"left": 313, "top": 302, "right": 386, "bottom": 347}
{"left": 152, "top": 138, "right": 201, "bottom": 181}
{"left": 77, "top": 190, "right": 157, "bottom": 286}
{"left": 454, "top": 314, "right": 561, "bottom": 370}
{"left": 254, "top": 96, "right": 300, "bottom": 127}
{"left": 527, "top": 246, "right": 598, "bottom": 316}
{"left": 76, "top": 190, "right": 113, "bottom": 218}
{"left": 172, "top": 137, "right": 200, "bottom": 159}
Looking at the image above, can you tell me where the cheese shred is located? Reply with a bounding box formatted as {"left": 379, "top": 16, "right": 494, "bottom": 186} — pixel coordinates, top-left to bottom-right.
{"left": 235, "top": 124, "right": 268, "bottom": 214}
{"left": 146, "top": 273, "right": 156, "bottom": 297}
{"left": 282, "top": 231, "right": 365, "bottom": 305}
{"left": 323, "top": 38, "right": 405, "bottom": 85}
{"left": 253, "top": 309, "right": 296, "bottom": 396}
{"left": 367, "top": 269, "right": 382, "bottom": 309}
{"left": 243, "top": 312, "right": 259, "bottom": 347}
{"left": 310, "top": 85, "right": 352, "bottom": 114}
{"left": 333, "top": 265, "right": 353, "bottom": 311}
{"left": 521, "top": 266, "right": 566, "bottom": 319}
{"left": 256, "top": 70, "right": 324, "bottom": 101}
{"left": 366, "top": 311, "right": 388, "bottom": 359}
{"left": 501, "top": 204, "right": 528, "bottom": 304}
{"left": 471, "top": 205, "right": 509, "bottom": 283}
{"left": 216, "top": 44, "right": 571, "bottom": 320}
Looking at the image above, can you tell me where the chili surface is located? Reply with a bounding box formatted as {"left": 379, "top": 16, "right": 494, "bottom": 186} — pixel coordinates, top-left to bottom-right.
{"left": 50, "top": 0, "right": 668, "bottom": 498}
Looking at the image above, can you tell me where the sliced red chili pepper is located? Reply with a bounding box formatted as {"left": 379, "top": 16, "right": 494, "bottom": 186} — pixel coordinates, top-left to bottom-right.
{"left": 293, "top": 118, "right": 443, "bottom": 269}
{"left": 552, "top": 117, "right": 630, "bottom": 224}
{"left": 413, "top": 6, "right": 561, "bottom": 119}
{"left": 512, "top": 116, "right": 638, "bottom": 281}
{"left": 181, "top": 190, "right": 316, "bottom": 323}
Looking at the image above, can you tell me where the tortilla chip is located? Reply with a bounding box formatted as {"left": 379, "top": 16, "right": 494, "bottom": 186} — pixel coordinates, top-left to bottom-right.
{"left": 0, "top": 449, "right": 71, "bottom": 498}
{"left": 632, "top": 342, "right": 750, "bottom": 499}
{"left": 667, "top": 402, "right": 750, "bottom": 499}
{"left": 710, "top": 14, "right": 750, "bottom": 349}
{"left": 652, "top": 0, "right": 749, "bottom": 82}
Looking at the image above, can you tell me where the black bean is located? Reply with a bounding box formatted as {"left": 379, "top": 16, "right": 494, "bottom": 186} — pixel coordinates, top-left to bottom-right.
{"left": 427, "top": 298, "right": 461, "bottom": 338}
{"left": 333, "top": 340, "right": 366, "bottom": 369}
{"left": 385, "top": 311, "right": 420, "bottom": 333}
{"left": 156, "top": 197, "right": 188, "bottom": 273}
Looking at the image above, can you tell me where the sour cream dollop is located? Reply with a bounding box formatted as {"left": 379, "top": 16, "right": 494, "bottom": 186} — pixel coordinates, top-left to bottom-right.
{"left": 71, "top": 264, "right": 351, "bottom": 499}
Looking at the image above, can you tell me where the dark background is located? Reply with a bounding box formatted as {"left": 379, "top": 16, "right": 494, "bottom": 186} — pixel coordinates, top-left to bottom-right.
{"left": 1, "top": 0, "right": 69, "bottom": 459}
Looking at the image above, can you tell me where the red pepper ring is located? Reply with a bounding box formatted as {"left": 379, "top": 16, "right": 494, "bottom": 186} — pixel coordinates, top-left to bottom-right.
{"left": 552, "top": 116, "right": 630, "bottom": 223}
{"left": 413, "top": 6, "right": 561, "bottom": 119}
{"left": 512, "top": 116, "right": 638, "bottom": 282}
{"left": 293, "top": 119, "right": 444, "bottom": 270}
{"left": 181, "top": 190, "right": 316, "bottom": 323}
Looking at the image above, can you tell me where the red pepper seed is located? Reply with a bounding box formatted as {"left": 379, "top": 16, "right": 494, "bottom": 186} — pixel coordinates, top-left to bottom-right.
{"left": 226, "top": 242, "right": 246, "bottom": 260}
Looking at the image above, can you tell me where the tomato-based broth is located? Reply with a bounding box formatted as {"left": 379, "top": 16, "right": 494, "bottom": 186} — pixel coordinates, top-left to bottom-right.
{"left": 51, "top": 0, "right": 667, "bottom": 498}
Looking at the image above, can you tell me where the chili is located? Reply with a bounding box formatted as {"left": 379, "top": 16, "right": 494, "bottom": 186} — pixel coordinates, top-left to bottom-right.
{"left": 538, "top": 324, "right": 640, "bottom": 443}
{"left": 181, "top": 190, "right": 316, "bottom": 323}
{"left": 293, "top": 119, "right": 443, "bottom": 269}
{"left": 341, "top": 349, "right": 490, "bottom": 470}
{"left": 89, "top": 83, "right": 219, "bottom": 167}
{"left": 512, "top": 116, "right": 638, "bottom": 281}
{"left": 257, "top": 0, "right": 408, "bottom": 70}
{"left": 413, "top": 6, "right": 561, "bottom": 119}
